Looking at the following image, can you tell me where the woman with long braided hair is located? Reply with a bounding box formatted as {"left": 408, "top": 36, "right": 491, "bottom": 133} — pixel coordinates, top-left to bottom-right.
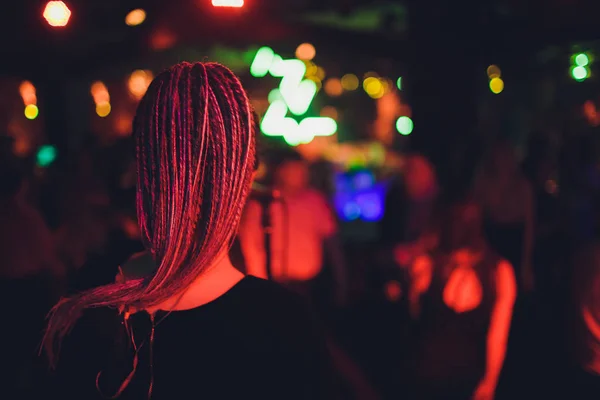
{"left": 46, "top": 62, "right": 334, "bottom": 399}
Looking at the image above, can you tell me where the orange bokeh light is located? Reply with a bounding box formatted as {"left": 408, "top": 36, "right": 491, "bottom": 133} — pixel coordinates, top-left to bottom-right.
{"left": 43, "top": 1, "right": 71, "bottom": 27}
{"left": 324, "top": 78, "right": 343, "bottom": 97}
{"left": 295, "top": 43, "right": 316, "bottom": 61}
{"left": 19, "top": 81, "right": 37, "bottom": 106}
{"left": 125, "top": 9, "right": 146, "bottom": 27}
{"left": 90, "top": 81, "right": 110, "bottom": 104}
{"left": 128, "top": 70, "right": 154, "bottom": 100}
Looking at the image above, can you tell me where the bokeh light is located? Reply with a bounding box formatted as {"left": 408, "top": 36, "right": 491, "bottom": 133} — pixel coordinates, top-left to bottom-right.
{"left": 96, "top": 102, "right": 111, "bottom": 118}
{"left": 571, "top": 65, "right": 590, "bottom": 81}
{"left": 128, "top": 70, "right": 153, "bottom": 100}
{"left": 487, "top": 65, "right": 501, "bottom": 79}
{"left": 37, "top": 145, "right": 57, "bottom": 167}
{"left": 250, "top": 47, "right": 275, "bottom": 78}
{"left": 489, "top": 77, "right": 504, "bottom": 94}
{"left": 343, "top": 202, "right": 361, "bottom": 220}
{"left": 295, "top": 43, "right": 316, "bottom": 61}
{"left": 304, "top": 61, "right": 318, "bottom": 77}
{"left": 396, "top": 116, "right": 414, "bottom": 135}
{"left": 43, "top": 1, "right": 71, "bottom": 27}
{"left": 320, "top": 106, "right": 339, "bottom": 120}
{"left": 24, "top": 104, "right": 39, "bottom": 120}
{"left": 341, "top": 74, "right": 359, "bottom": 91}
{"left": 212, "top": 0, "right": 244, "bottom": 7}
{"left": 385, "top": 280, "right": 402, "bottom": 302}
{"left": 90, "top": 81, "right": 109, "bottom": 104}
{"left": 19, "top": 81, "right": 37, "bottom": 106}
{"left": 306, "top": 76, "right": 322, "bottom": 91}
{"left": 316, "top": 67, "right": 326, "bottom": 81}
{"left": 125, "top": 9, "right": 146, "bottom": 26}
{"left": 575, "top": 53, "right": 590, "bottom": 67}
{"left": 150, "top": 28, "right": 177, "bottom": 51}
{"left": 363, "top": 77, "right": 384, "bottom": 99}
{"left": 324, "top": 78, "right": 343, "bottom": 97}
{"left": 396, "top": 77, "right": 403, "bottom": 90}
{"left": 381, "top": 78, "right": 393, "bottom": 94}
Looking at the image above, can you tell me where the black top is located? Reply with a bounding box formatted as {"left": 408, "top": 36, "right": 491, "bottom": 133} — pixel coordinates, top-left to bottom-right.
{"left": 53, "top": 276, "right": 335, "bottom": 399}
{"left": 410, "top": 250, "right": 499, "bottom": 385}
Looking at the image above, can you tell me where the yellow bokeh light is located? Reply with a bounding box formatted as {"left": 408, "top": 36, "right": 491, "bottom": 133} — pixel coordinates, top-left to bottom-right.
{"left": 125, "top": 9, "right": 146, "bottom": 26}
{"left": 320, "top": 106, "right": 338, "bottom": 120}
{"left": 24, "top": 104, "right": 39, "bottom": 120}
{"left": 304, "top": 61, "right": 317, "bottom": 77}
{"left": 128, "top": 70, "right": 153, "bottom": 100}
{"left": 96, "top": 102, "right": 111, "bottom": 117}
{"left": 316, "top": 67, "right": 326, "bottom": 81}
{"left": 306, "top": 76, "right": 322, "bottom": 91}
{"left": 324, "top": 78, "right": 343, "bottom": 97}
{"left": 341, "top": 74, "right": 359, "bottom": 90}
{"left": 490, "top": 77, "right": 504, "bottom": 94}
{"left": 363, "top": 77, "right": 385, "bottom": 99}
{"left": 295, "top": 43, "right": 316, "bottom": 61}
{"left": 487, "top": 65, "right": 501, "bottom": 79}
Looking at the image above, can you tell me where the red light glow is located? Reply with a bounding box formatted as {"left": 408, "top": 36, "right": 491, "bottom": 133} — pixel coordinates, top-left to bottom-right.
{"left": 43, "top": 1, "right": 71, "bottom": 27}
{"left": 212, "top": 0, "right": 244, "bottom": 7}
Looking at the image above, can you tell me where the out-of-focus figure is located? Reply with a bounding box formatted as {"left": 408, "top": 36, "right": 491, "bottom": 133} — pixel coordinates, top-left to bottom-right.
{"left": 568, "top": 242, "right": 600, "bottom": 399}
{"left": 238, "top": 148, "right": 348, "bottom": 305}
{"left": 522, "top": 136, "right": 563, "bottom": 298}
{"left": 405, "top": 196, "right": 516, "bottom": 400}
{"left": 382, "top": 154, "right": 439, "bottom": 270}
{"left": 474, "top": 140, "right": 535, "bottom": 292}
{"left": 383, "top": 154, "right": 438, "bottom": 248}
{"left": 0, "top": 140, "right": 65, "bottom": 396}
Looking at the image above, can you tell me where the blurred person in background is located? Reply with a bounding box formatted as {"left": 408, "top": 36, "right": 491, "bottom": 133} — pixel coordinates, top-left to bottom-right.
{"left": 405, "top": 195, "right": 516, "bottom": 400}
{"left": 0, "top": 137, "right": 66, "bottom": 396}
{"left": 45, "top": 62, "right": 335, "bottom": 399}
{"left": 53, "top": 143, "right": 112, "bottom": 275}
{"left": 522, "top": 137, "right": 563, "bottom": 296}
{"left": 383, "top": 154, "right": 439, "bottom": 270}
{"left": 474, "top": 140, "right": 536, "bottom": 398}
{"left": 474, "top": 140, "right": 534, "bottom": 292}
{"left": 238, "top": 148, "right": 383, "bottom": 399}
{"left": 561, "top": 136, "right": 599, "bottom": 246}
{"left": 567, "top": 242, "right": 600, "bottom": 399}
{"left": 238, "top": 148, "right": 348, "bottom": 307}
{"left": 67, "top": 139, "right": 144, "bottom": 293}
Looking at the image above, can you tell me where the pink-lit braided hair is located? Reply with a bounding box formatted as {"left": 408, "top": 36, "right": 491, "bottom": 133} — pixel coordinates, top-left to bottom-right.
{"left": 43, "top": 62, "right": 256, "bottom": 367}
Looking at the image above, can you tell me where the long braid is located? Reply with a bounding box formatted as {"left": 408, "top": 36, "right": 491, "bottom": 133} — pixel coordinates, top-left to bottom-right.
{"left": 43, "top": 62, "right": 256, "bottom": 369}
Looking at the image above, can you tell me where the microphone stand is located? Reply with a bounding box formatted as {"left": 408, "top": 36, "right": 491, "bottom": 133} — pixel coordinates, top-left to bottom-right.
{"left": 253, "top": 187, "right": 282, "bottom": 281}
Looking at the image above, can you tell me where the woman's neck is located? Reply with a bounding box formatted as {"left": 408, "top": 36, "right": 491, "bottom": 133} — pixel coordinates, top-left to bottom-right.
{"left": 146, "top": 255, "right": 244, "bottom": 314}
